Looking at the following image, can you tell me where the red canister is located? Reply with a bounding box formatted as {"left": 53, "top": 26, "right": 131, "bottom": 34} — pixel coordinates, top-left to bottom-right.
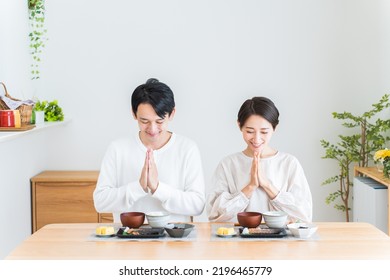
{"left": 0, "top": 110, "right": 15, "bottom": 127}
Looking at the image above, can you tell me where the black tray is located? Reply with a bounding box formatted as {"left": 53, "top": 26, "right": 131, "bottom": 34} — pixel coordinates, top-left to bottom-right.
{"left": 116, "top": 227, "right": 165, "bottom": 238}
{"left": 239, "top": 227, "right": 287, "bottom": 238}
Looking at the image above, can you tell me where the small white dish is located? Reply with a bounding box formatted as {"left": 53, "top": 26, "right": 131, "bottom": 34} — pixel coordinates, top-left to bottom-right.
{"left": 216, "top": 232, "right": 237, "bottom": 238}
{"left": 287, "top": 223, "right": 318, "bottom": 238}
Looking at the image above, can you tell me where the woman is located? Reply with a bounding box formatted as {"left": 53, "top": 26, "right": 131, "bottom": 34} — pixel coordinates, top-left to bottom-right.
{"left": 207, "top": 97, "right": 312, "bottom": 223}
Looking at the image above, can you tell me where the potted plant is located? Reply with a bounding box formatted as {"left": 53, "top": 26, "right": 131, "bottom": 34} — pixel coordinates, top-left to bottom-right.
{"left": 45, "top": 100, "right": 64, "bottom": 121}
{"left": 32, "top": 99, "right": 64, "bottom": 124}
{"left": 33, "top": 100, "right": 47, "bottom": 124}
{"left": 320, "top": 94, "right": 390, "bottom": 221}
{"left": 28, "top": 0, "right": 47, "bottom": 80}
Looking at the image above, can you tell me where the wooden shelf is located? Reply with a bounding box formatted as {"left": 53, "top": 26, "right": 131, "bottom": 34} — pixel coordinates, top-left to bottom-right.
{"left": 0, "top": 124, "right": 35, "bottom": 131}
{"left": 354, "top": 166, "right": 390, "bottom": 187}
{"left": 0, "top": 119, "right": 71, "bottom": 143}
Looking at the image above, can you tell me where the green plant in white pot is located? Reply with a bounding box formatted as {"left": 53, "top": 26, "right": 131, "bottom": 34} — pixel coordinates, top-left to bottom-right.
{"left": 33, "top": 100, "right": 47, "bottom": 124}
{"left": 33, "top": 99, "right": 65, "bottom": 123}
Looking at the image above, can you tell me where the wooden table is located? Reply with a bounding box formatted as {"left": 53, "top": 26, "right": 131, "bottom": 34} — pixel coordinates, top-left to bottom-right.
{"left": 355, "top": 166, "right": 390, "bottom": 234}
{"left": 6, "top": 222, "right": 390, "bottom": 260}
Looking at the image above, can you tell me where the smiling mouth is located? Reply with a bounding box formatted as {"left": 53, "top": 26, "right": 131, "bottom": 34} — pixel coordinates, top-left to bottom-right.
{"left": 147, "top": 133, "right": 159, "bottom": 137}
{"left": 145, "top": 131, "right": 160, "bottom": 137}
{"left": 251, "top": 143, "right": 262, "bottom": 148}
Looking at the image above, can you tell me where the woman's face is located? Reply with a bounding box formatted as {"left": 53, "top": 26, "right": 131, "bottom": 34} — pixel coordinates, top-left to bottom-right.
{"left": 240, "top": 114, "right": 275, "bottom": 156}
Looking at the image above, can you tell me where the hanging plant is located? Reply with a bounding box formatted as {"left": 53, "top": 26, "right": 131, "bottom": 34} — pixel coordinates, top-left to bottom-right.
{"left": 28, "top": 0, "right": 47, "bottom": 80}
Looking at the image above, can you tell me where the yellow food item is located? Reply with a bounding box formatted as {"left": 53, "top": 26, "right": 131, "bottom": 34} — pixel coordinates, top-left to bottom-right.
{"left": 217, "top": 227, "right": 225, "bottom": 235}
{"left": 13, "top": 110, "right": 21, "bottom": 128}
{"left": 96, "top": 226, "right": 115, "bottom": 235}
{"left": 217, "top": 227, "right": 235, "bottom": 235}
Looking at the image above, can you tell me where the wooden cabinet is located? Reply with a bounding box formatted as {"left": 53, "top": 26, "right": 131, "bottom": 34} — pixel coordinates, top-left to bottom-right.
{"left": 31, "top": 171, "right": 113, "bottom": 233}
{"left": 98, "top": 213, "right": 114, "bottom": 223}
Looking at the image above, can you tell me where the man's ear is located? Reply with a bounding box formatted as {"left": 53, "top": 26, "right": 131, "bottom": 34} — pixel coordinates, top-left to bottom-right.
{"left": 168, "top": 107, "right": 176, "bottom": 120}
{"left": 132, "top": 110, "right": 137, "bottom": 120}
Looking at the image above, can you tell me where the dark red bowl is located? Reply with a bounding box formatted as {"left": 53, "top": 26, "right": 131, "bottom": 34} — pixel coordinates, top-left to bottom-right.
{"left": 120, "top": 212, "right": 145, "bottom": 228}
{"left": 237, "top": 212, "right": 262, "bottom": 228}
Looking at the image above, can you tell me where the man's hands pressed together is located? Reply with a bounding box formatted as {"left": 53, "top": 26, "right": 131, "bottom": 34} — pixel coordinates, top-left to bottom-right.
{"left": 139, "top": 148, "right": 159, "bottom": 193}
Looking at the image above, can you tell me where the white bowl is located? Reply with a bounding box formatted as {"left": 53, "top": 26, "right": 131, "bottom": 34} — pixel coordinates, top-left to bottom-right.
{"left": 146, "top": 212, "right": 171, "bottom": 228}
{"left": 287, "top": 223, "right": 318, "bottom": 238}
{"left": 262, "top": 211, "right": 288, "bottom": 228}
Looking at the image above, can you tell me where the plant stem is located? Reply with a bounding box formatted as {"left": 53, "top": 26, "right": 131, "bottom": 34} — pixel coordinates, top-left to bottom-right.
{"left": 360, "top": 119, "right": 367, "bottom": 167}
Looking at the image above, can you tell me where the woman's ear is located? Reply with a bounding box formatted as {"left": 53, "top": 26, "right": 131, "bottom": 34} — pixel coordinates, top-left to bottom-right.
{"left": 237, "top": 121, "right": 242, "bottom": 130}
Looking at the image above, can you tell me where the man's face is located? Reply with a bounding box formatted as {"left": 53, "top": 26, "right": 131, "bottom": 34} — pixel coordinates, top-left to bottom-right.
{"left": 133, "top": 103, "right": 174, "bottom": 146}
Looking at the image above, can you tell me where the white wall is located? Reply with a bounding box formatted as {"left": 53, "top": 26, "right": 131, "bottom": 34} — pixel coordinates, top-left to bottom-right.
{"left": 0, "top": 0, "right": 32, "bottom": 98}
{"left": 0, "top": 133, "right": 51, "bottom": 259}
{"left": 1, "top": 0, "right": 390, "bottom": 258}
{"left": 0, "top": 0, "right": 49, "bottom": 259}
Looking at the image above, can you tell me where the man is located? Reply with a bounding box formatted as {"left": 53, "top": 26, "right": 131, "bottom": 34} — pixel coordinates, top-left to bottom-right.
{"left": 93, "top": 78, "right": 205, "bottom": 223}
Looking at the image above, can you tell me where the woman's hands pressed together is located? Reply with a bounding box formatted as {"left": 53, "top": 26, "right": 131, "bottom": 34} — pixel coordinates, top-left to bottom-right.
{"left": 242, "top": 151, "right": 278, "bottom": 200}
{"left": 241, "top": 152, "right": 261, "bottom": 198}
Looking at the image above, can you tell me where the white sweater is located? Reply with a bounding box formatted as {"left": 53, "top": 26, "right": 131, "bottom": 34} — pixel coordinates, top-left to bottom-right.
{"left": 93, "top": 133, "right": 206, "bottom": 223}
{"left": 207, "top": 151, "right": 312, "bottom": 223}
